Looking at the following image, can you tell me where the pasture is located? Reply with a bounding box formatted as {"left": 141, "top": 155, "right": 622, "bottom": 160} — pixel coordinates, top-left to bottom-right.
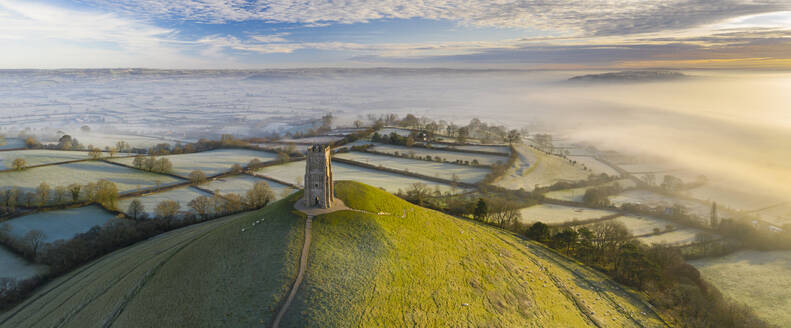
{"left": 691, "top": 250, "right": 791, "bottom": 327}
{"left": 636, "top": 228, "right": 704, "bottom": 246}
{"left": 603, "top": 214, "right": 675, "bottom": 237}
{"left": 0, "top": 138, "right": 25, "bottom": 150}
{"left": 370, "top": 143, "right": 509, "bottom": 166}
{"left": 0, "top": 246, "right": 47, "bottom": 281}
{"left": 335, "top": 151, "right": 490, "bottom": 183}
{"left": 0, "top": 150, "right": 91, "bottom": 169}
{"left": 609, "top": 189, "right": 721, "bottom": 220}
{"left": 2, "top": 205, "right": 117, "bottom": 243}
{"left": 119, "top": 187, "right": 211, "bottom": 217}
{"left": 518, "top": 203, "right": 618, "bottom": 225}
{"left": 431, "top": 143, "right": 511, "bottom": 154}
{"left": 753, "top": 203, "right": 791, "bottom": 227}
{"left": 112, "top": 148, "right": 278, "bottom": 177}
{"left": 544, "top": 179, "right": 637, "bottom": 202}
{"left": 568, "top": 156, "right": 619, "bottom": 176}
{"left": 496, "top": 144, "right": 590, "bottom": 191}
{"left": 0, "top": 161, "right": 183, "bottom": 195}
{"left": 204, "top": 174, "right": 295, "bottom": 200}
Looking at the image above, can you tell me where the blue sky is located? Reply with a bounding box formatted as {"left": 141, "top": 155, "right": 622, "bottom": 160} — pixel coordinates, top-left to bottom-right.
{"left": 1, "top": 0, "right": 790, "bottom": 68}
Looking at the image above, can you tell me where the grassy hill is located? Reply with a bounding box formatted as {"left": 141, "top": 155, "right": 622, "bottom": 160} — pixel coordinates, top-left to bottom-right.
{"left": 0, "top": 181, "right": 668, "bottom": 327}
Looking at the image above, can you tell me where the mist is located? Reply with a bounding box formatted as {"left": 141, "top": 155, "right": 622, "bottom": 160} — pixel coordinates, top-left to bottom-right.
{"left": 1, "top": 68, "right": 788, "bottom": 205}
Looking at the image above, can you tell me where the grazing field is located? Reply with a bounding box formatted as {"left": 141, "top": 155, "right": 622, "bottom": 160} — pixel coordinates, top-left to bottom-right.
{"left": 431, "top": 143, "right": 511, "bottom": 154}
{"left": 278, "top": 136, "right": 343, "bottom": 144}
{"left": 0, "top": 245, "right": 47, "bottom": 281}
{"left": 376, "top": 127, "right": 412, "bottom": 137}
{"left": 496, "top": 144, "right": 590, "bottom": 191}
{"left": 544, "top": 179, "right": 637, "bottom": 202}
{"left": 282, "top": 181, "right": 666, "bottom": 327}
{"left": 204, "top": 175, "right": 295, "bottom": 200}
{"left": 568, "top": 156, "right": 619, "bottom": 176}
{"left": 2, "top": 205, "right": 117, "bottom": 243}
{"left": 0, "top": 196, "right": 304, "bottom": 328}
{"left": 41, "top": 131, "right": 187, "bottom": 149}
{"left": 636, "top": 228, "right": 704, "bottom": 246}
{"left": 0, "top": 150, "right": 91, "bottom": 169}
{"left": 753, "top": 203, "right": 791, "bottom": 226}
{"left": 111, "top": 148, "right": 278, "bottom": 177}
{"left": 254, "top": 160, "right": 463, "bottom": 193}
{"left": 691, "top": 250, "right": 791, "bottom": 328}
{"left": 609, "top": 189, "right": 722, "bottom": 220}
{"left": 335, "top": 151, "right": 490, "bottom": 183}
{"left": 119, "top": 187, "right": 211, "bottom": 217}
{"left": 370, "top": 143, "right": 509, "bottom": 166}
{"left": 518, "top": 204, "right": 618, "bottom": 225}
{"left": 0, "top": 161, "right": 183, "bottom": 195}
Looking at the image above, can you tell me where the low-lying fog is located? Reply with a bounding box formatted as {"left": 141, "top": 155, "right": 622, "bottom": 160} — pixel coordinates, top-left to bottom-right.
{"left": 1, "top": 69, "right": 788, "bottom": 203}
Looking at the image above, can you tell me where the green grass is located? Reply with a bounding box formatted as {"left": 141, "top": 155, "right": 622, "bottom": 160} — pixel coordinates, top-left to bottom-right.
{"left": 283, "top": 181, "right": 666, "bottom": 327}
{"left": 0, "top": 193, "right": 305, "bottom": 328}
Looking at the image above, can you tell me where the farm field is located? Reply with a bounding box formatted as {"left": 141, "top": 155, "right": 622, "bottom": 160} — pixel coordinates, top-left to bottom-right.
{"left": 691, "top": 250, "right": 791, "bottom": 327}
{"left": 568, "top": 156, "right": 619, "bottom": 176}
{"left": 282, "top": 181, "right": 666, "bottom": 327}
{"left": 2, "top": 205, "right": 117, "bottom": 243}
{"left": 0, "top": 196, "right": 305, "bottom": 327}
{"left": 41, "top": 131, "right": 188, "bottom": 149}
{"left": 0, "top": 161, "right": 183, "bottom": 195}
{"left": 609, "top": 189, "right": 723, "bottom": 220}
{"left": 278, "top": 135, "right": 342, "bottom": 144}
{"left": 753, "top": 203, "right": 791, "bottom": 227}
{"left": 254, "top": 160, "right": 463, "bottom": 194}
{"left": 0, "top": 245, "right": 47, "bottom": 281}
{"left": 599, "top": 214, "right": 676, "bottom": 237}
{"left": 112, "top": 148, "right": 278, "bottom": 177}
{"left": 518, "top": 203, "right": 618, "bottom": 225}
{"left": 0, "top": 138, "right": 25, "bottom": 150}
{"left": 544, "top": 179, "right": 637, "bottom": 202}
{"left": 0, "top": 150, "right": 91, "bottom": 169}
{"left": 204, "top": 174, "right": 295, "bottom": 200}
{"left": 431, "top": 143, "right": 511, "bottom": 154}
{"left": 370, "top": 143, "right": 509, "bottom": 165}
{"left": 636, "top": 228, "right": 705, "bottom": 246}
{"left": 495, "top": 144, "right": 589, "bottom": 191}
{"left": 376, "top": 127, "right": 412, "bottom": 137}
{"left": 335, "top": 151, "right": 490, "bottom": 183}
{"left": 119, "top": 187, "right": 211, "bottom": 217}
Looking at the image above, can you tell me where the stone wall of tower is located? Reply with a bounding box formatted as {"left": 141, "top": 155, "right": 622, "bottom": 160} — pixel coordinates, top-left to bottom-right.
{"left": 303, "top": 145, "right": 334, "bottom": 208}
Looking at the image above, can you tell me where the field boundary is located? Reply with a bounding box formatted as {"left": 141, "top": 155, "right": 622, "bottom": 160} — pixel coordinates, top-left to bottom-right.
{"left": 331, "top": 157, "right": 478, "bottom": 189}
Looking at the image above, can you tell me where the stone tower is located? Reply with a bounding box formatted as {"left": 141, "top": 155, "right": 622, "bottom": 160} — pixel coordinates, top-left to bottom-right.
{"left": 303, "top": 144, "right": 334, "bottom": 208}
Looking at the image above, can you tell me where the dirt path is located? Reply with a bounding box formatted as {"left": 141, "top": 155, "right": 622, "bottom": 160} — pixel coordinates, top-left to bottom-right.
{"left": 271, "top": 216, "right": 312, "bottom": 328}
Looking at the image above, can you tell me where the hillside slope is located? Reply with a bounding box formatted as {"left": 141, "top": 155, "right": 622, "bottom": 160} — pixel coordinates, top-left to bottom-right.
{"left": 282, "top": 181, "right": 667, "bottom": 327}
{"left": 0, "top": 194, "right": 305, "bottom": 328}
{"left": 0, "top": 181, "right": 667, "bottom": 327}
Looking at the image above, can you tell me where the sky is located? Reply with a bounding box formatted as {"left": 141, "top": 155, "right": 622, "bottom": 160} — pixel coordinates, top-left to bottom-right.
{"left": 0, "top": 0, "right": 790, "bottom": 68}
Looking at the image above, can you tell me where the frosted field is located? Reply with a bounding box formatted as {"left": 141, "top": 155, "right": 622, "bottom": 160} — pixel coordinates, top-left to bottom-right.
{"left": 203, "top": 175, "right": 295, "bottom": 200}
{"left": 691, "top": 250, "right": 791, "bottom": 327}
{"left": 432, "top": 144, "right": 511, "bottom": 154}
{"left": 119, "top": 187, "right": 211, "bottom": 217}
{"left": 278, "top": 136, "right": 342, "bottom": 144}
{"left": 113, "top": 149, "right": 278, "bottom": 177}
{"left": 604, "top": 214, "right": 675, "bottom": 236}
{"left": 567, "top": 156, "right": 619, "bottom": 176}
{"left": 684, "top": 183, "right": 783, "bottom": 212}
{"left": 335, "top": 152, "right": 490, "bottom": 183}
{"left": 376, "top": 128, "right": 412, "bottom": 137}
{"left": 636, "top": 228, "right": 705, "bottom": 246}
{"left": 0, "top": 161, "right": 183, "bottom": 195}
{"left": 544, "top": 179, "right": 637, "bottom": 202}
{"left": 754, "top": 204, "right": 791, "bottom": 226}
{"left": 0, "top": 138, "right": 25, "bottom": 150}
{"left": 609, "top": 189, "right": 720, "bottom": 220}
{"left": 518, "top": 204, "right": 618, "bottom": 225}
{"left": 0, "top": 150, "right": 90, "bottom": 169}
{"left": 496, "top": 144, "right": 589, "bottom": 191}
{"left": 0, "top": 246, "right": 46, "bottom": 281}
{"left": 3, "top": 205, "right": 117, "bottom": 243}
{"left": 370, "top": 144, "right": 509, "bottom": 166}
{"left": 254, "top": 160, "right": 464, "bottom": 193}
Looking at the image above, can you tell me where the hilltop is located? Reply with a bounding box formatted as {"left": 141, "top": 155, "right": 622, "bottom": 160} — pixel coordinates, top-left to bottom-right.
{"left": 0, "top": 181, "right": 668, "bottom": 327}
{"left": 569, "top": 70, "right": 688, "bottom": 83}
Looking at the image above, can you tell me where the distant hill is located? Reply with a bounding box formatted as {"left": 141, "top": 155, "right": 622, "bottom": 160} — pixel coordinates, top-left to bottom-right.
{"left": 569, "top": 70, "right": 688, "bottom": 83}
{"left": 0, "top": 181, "right": 668, "bottom": 327}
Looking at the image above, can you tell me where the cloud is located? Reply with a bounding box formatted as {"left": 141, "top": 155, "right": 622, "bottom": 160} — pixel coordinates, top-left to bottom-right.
{"left": 77, "top": 0, "right": 791, "bottom": 36}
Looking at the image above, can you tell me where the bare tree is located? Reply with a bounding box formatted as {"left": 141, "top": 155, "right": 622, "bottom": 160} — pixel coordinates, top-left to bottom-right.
{"left": 88, "top": 147, "right": 102, "bottom": 159}
{"left": 188, "top": 196, "right": 212, "bottom": 219}
{"left": 11, "top": 158, "right": 26, "bottom": 171}
{"left": 154, "top": 200, "right": 180, "bottom": 219}
{"left": 68, "top": 183, "right": 82, "bottom": 202}
{"left": 127, "top": 199, "right": 145, "bottom": 220}
{"left": 245, "top": 180, "right": 274, "bottom": 208}
{"left": 35, "top": 182, "right": 51, "bottom": 207}
{"left": 230, "top": 163, "right": 243, "bottom": 174}
{"left": 54, "top": 186, "right": 67, "bottom": 204}
{"left": 23, "top": 229, "right": 46, "bottom": 259}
